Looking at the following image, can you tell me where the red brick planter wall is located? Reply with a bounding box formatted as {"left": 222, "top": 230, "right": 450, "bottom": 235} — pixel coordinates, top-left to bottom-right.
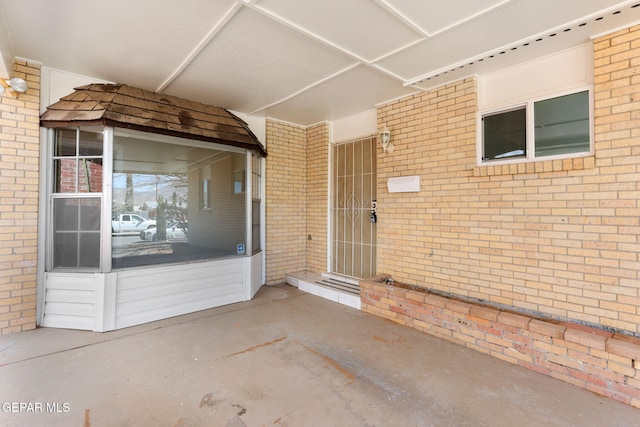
{"left": 361, "top": 276, "right": 640, "bottom": 408}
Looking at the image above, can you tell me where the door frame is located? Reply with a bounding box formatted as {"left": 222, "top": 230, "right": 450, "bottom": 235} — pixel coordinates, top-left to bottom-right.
{"left": 328, "top": 135, "right": 377, "bottom": 279}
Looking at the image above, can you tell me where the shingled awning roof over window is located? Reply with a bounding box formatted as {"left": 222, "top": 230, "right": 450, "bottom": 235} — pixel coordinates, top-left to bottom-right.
{"left": 40, "top": 83, "right": 266, "bottom": 157}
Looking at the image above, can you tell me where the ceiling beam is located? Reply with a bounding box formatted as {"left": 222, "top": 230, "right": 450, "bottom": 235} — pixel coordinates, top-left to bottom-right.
{"left": 155, "top": 1, "right": 244, "bottom": 93}
{"left": 248, "top": 63, "right": 361, "bottom": 115}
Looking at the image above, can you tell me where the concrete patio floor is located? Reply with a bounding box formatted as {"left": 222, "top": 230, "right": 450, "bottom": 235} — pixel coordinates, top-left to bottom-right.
{"left": 1, "top": 284, "right": 639, "bottom": 427}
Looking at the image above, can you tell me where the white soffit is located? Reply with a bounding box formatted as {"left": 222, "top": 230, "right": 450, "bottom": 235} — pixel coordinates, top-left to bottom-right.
{"left": 261, "top": 64, "right": 417, "bottom": 125}
{"left": 479, "top": 44, "right": 593, "bottom": 110}
{"left": 332, "top": 109, "right": 378, "bottom": 144}
{"left": 164, "top": 6, "right": 357, "bottom": 113}
{"left": 0, "top": 10, "right": 12, "bottom": 78}
{"left": 2, "top": 0, "right": 640, "bottom": 126}
{"left": 0, "top": 50, "right": 10, "bottom": 80}
{"left": 377, "top": 0, "right": 640, "bottom": 84}
{"left": 0, "top": 0, "right": 241, "bottom": 89}
{"left": 41, "top": 67, "right": 112, "bottom": 114}
{"left": 383, "top": 0, "right": 511, "bottom": 35}
{"left": 255, "top": 0, "right": 422, "bottom": 62}
{"left": 410, "top": 26, "right": 594, "bottom": 92}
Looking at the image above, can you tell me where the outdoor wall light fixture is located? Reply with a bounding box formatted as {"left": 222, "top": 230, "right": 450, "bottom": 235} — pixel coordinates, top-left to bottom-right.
{"left": 379, "top": 126, "right": 394, "bottom": 153}
{"left": 0, "top": 77, "right": 28, "bottom": 97}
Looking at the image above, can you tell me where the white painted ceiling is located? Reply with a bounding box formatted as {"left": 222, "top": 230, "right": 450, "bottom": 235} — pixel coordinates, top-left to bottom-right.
{"left": 1, "top": 0, "right": 639, "bottom": 126}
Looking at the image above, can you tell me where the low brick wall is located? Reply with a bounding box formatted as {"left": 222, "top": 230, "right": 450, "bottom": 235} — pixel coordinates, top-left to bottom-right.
{"left": 360, "top": 275, "right": 640, "bottom": 408}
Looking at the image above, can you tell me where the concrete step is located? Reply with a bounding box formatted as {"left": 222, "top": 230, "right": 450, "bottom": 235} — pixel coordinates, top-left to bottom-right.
{"left": 286, "top": 272, "right": 361, "bottom": 310}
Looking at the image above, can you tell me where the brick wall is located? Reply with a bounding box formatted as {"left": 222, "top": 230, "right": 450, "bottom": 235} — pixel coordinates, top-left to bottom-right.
{"left": 590, "top": 24, "right": 640, "bottom": 333}
{"left": 375, "top": 24, "right": 640, "bottom": 336}
{"left": 361, "top": 277, "right": 640, "bottom": 408}
{"left": 305, "top": 122, "right": 329, "bottom": 273}
{"left": 58, "top": 158, "right": 103, "bottom": 192}
{"left": 376, "top": 77, "right": 480, "bottom": 304}
{"left": 0, "top": 60, "right": 40, "bottom": 335}
{"left": 265, "top": 119, "right": 308, "bottom": 285}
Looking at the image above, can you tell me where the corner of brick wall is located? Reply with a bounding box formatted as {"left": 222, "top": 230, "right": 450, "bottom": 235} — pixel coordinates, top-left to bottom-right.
{"left": 0, "top": 59, "right": 41, "bottom": 335}
{"left": 305, "top": 123, "right": 329, "bottom": 273}
{"left": 361, "top": 278, "right": 640, "bottom": 408}
{"left": 264, "top": 119, "right": 308, "bottom": 285}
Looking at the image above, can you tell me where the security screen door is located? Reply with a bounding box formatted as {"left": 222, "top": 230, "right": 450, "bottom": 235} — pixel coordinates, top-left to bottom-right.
{"left": 331, "top": 136, "right": 377, "bottom": 279}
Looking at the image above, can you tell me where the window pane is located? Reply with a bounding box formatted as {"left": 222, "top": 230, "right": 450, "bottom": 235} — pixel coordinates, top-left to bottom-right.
{"left": 78, "top": 159, "right": 103, "bottom": 193}
{"left": 251, "top": 153, "right": 262, "bottom": 253}
{"left": 78, "top": 131, "right": 103, "bottom": 156}
{"left": 111, "top": 130, "right": 249, "bottom": 268}
{"left": 54, "top": 129, "right": 104, "bottom": 193}
{"left": 201, "top": 179, "right": 210, "bottom": 210}
{"left": 54, "top": 159, "right": 77, "bottom": 193}
{"left": 535, "top": 91, "right": 590, "bottom": 157}
{"left": 53, "top": 198, "right": 101, "bottom": 268}
{"left": 80, "top": 199, "right": 101, "bottom": 231}
{"left": 252, "top": 200, "right": 260, "bottom": 253}
{"left": 53, "top": 233, "right": 78, "bottom": 268}
{"left": 252, "top": 153, "right": 261, "bottom": 200}
{"left": 55, "top": 129, "right": 76, "bottom": 157}
{"left": 54, "top": 198, "right": 79, "bottom": 230}
{"left": 483, "top": 108, "right": 526, "bottom": 161}
{"left": 79, "top": 233, "right": 101, "bottom": 267}
{"left": 233, "top": 171, "right": 245, "bottom": 194}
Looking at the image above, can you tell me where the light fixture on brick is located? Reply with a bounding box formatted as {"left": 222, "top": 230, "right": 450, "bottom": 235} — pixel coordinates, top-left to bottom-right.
{"left": 379, "top": 126, "right": 394, "bottom": 153}
{"left": 0, "top": 77, "right": 28, "bottom": 97}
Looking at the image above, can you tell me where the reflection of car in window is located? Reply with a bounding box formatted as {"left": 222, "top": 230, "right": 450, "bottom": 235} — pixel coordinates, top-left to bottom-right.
{"left": 112, "top": 213, "right": 156, "bottom": 233}
{"left": 140, "top": 222, "right": 188, "bottom": 242}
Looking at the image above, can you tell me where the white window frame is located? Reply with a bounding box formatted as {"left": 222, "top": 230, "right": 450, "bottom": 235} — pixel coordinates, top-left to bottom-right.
{"left": 477, "top": 87, "right": 594, "bottom": 166}
{"left": 46, "top": 127, "right": 109, "bottom": 273}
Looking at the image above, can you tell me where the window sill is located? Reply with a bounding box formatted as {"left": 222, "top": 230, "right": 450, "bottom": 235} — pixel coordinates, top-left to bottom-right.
{"left": 473, "top": 156, "right": 595, "bottom": 177}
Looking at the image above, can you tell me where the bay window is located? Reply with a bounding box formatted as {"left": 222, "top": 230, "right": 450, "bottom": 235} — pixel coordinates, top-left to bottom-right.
{"left": 47, "top": 127, "right": 261, "bottom": 271}
{"left": 39, "top": 83, "right": 267, "bottom": 331}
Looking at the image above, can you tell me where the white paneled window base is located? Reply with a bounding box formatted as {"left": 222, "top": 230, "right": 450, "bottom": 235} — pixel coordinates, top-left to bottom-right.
{"left": 42, "top": 255, "right": 261, "bottom": 332}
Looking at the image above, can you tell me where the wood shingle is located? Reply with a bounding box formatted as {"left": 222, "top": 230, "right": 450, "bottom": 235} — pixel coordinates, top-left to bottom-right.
{"left": 40, "top": 83, "right": 266, "bottom": 156}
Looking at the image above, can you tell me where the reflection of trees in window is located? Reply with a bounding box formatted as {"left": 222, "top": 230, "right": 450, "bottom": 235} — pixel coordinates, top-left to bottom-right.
{"left": 125, "top": 174, "right": 134, "bottom": 212}
{"left": 48, "top": 127, "right": 264, "bottom": 271}
{"left": 156, "top": 192, "right": 188, "bottom": 241}
{"left": 110, "top": 130, "right": 255, "bottom": 268}
{"left": 112, "top": 173, "right": 187, "bottom": 218}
